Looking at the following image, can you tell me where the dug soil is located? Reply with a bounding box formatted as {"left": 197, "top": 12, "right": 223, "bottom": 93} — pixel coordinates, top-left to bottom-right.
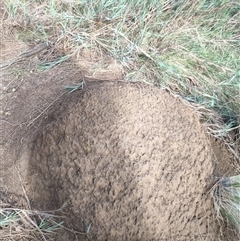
{"left": 23, "top": 80, "right": 237, "bottom": 241}
{"left": 0, "top": 21, "right": 239, "bottom": 241}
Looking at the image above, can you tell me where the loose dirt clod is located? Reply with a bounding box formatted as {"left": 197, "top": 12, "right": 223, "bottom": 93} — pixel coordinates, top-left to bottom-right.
{"left": 17, "top": 81, "right": 236, "bottom": 240}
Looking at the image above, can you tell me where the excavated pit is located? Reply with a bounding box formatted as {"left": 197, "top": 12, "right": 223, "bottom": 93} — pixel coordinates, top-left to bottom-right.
{"left": 24, "top": 81, "right": 227, "bottom": 240}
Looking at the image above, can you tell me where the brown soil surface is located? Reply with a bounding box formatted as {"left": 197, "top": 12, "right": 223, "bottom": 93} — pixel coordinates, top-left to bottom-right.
{"left": 15, "top": 81, "right": 235, "bottom": 241}
{"left": 0, "top": 15, "right": 239, "bottom": 241}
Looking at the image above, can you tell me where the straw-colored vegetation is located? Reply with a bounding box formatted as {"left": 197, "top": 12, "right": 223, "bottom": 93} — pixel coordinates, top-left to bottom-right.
{"left": 0, "top": 204, "right": 64, "bottom": 240}
{"left": 213, "top": 175, "right": 240, "bottom": 232}
{"left": 1, "top": 0, "right": 240, "bottom": 239}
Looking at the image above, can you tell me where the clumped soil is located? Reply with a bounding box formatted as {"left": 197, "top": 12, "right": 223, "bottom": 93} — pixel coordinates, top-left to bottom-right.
{"left": 19, "top": 81, "right": 232, "bottom": 241}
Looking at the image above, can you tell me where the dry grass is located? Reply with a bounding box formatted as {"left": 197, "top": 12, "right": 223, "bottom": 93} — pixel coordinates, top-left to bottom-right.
{"left": 0, "top": 202, "right": 91, "bottom": 240}
{"left": 213, "top": 175, "right": 240, "bottom": 233}
{"left": 0, "top": 204, "right": 64, "bottom": 241}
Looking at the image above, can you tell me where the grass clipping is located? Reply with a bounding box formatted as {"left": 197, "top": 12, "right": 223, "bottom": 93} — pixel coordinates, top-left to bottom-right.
{"left": 214, "top": 175, "right": 240, "bottom": 232}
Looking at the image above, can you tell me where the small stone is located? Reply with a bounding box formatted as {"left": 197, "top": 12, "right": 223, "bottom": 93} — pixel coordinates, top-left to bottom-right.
{"left": 5, "top": 111, "right": 11, "bottom": 116}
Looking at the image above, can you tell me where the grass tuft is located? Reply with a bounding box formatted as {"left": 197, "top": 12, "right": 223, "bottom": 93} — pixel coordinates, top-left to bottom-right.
{"left": 0, "top": 204, "right": 64, "bottom": 241}
{"left": 213, "top": 175, "right": 240, "bottom": 233}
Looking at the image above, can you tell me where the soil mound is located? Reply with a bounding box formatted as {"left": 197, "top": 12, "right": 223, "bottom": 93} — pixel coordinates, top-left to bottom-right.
{"left": 26, "top": 81, "right": 220, "bottom": 240}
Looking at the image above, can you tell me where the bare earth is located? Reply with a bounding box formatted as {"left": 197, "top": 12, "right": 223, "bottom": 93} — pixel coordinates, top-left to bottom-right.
{"left": 0, "top": 23, "right": 238, "bottom": 241}
{"left": 24, "top": 81, "right": 223, "bottom": 240}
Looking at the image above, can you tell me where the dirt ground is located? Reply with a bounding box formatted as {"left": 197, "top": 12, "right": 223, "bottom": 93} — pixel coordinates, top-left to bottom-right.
{"left": 0, "top": 22, "right": 239, "bottom": 241}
